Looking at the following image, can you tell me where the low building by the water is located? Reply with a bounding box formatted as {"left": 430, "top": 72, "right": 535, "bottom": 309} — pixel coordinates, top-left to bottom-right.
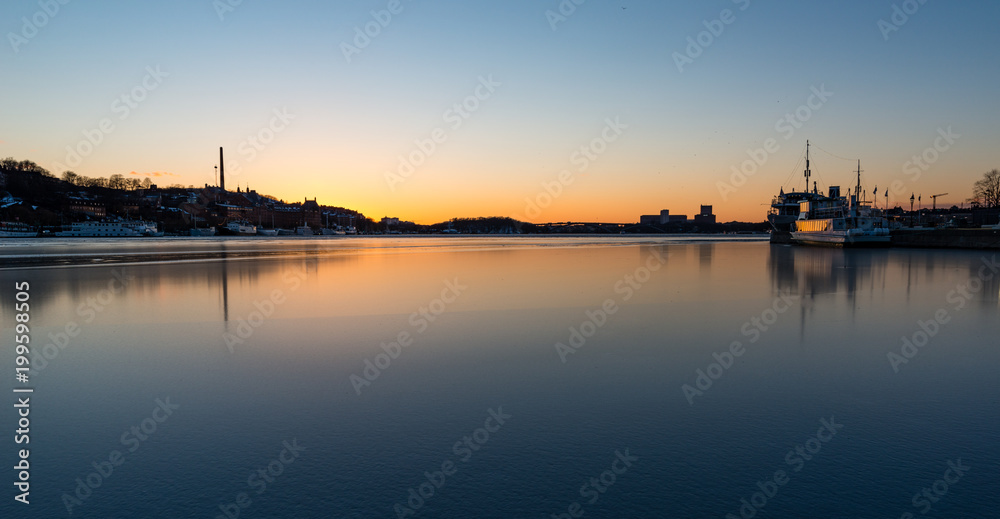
{"left": 639, "top": 204, "right": 715, "bottom": 225}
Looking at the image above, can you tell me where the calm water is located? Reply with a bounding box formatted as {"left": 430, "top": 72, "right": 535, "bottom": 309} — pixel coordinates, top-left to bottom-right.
{"left": 1, "top": 237, "right": 998, "bottom": 518}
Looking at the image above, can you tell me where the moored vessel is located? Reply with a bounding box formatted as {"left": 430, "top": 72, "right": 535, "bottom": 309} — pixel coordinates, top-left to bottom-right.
{"left": 789, "top": 162, "right": 890, "bottom": 247}
{"left": 0, "top": 221, "right": 38, "bottom": 237}
{"left": 55, "top": 220, "right": 160, "bottom": 237}
{"left": 220, "top": 221, "right": 257, "bottom": 236}
{"left": 768, "top": 141, "right": 824, "bottom": 232}
{"left": 190, "top": 227, "right": 217, "bottom": 237}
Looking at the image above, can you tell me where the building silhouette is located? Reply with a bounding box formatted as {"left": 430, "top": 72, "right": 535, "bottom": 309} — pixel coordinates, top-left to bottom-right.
{"left": 639, "top": 205, "right": 715, "bottom": 225}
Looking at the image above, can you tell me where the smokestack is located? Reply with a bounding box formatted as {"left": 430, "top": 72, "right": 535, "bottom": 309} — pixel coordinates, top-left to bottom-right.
{"left": 219, "top": 147, "right": 226, "bottom": 191}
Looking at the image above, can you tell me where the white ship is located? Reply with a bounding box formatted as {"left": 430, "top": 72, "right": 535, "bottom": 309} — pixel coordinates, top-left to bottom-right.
{"left": 221, "top": 221, "right": 257, "bottom": 236}
{"left": 0, "top": 221, "right": 38, "bottom": 237}
{"left": 790, "top": 162, "right": 890, "bottom": 247}
{"left": 55, "top": 220, "right": 160, "bottom": 237}
{"left": 296, "top": 225, "right": 314, "bottom": 236}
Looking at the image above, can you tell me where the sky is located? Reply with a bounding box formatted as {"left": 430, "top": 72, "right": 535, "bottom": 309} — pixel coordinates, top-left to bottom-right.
{"left": 2, "top": 0, "right": 998, "bottom": 224}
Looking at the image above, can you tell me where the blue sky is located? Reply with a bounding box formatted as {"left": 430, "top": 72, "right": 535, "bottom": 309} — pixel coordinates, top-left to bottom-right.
{"left": 3, "top": 0, "right": 998, "bottom": 222}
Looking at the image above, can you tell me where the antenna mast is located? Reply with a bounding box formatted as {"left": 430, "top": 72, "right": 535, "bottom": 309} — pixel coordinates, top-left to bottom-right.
{"left": 855, "top": 160, "right": 864, "bottom": 212}
{"left": 804, "top": 140, "right": 812, "bottom": 192}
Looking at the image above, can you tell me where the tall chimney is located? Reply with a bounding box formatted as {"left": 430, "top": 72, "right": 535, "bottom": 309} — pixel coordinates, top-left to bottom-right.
{"left": 219, "top": 147, "right": 226, "bottom": 191}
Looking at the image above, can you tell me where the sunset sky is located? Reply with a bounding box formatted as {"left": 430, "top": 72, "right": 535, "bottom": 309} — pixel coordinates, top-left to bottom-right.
{"left": 3, "top": 0, "right": 998, "bottom": 224}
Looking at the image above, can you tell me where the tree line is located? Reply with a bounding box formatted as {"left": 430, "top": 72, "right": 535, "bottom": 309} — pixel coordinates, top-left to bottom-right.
{"left": 1, "top": 157, "right": 154, "bottom": 191}
{"left": 59, "top": 171, "right": 152, "bottom": 191}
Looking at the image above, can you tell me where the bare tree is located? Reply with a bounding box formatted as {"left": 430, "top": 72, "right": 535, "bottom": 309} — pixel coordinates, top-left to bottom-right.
{"left": 62, "top": 171, "right": 79, "bottom": 185}
{"left": 0, "top": 157, "right": 18, "bottom": 171}
{"left": 16, "top": 160, "right": 52, "bottom": 177}
{"left": 973, "top": 169, "right": 1000, "bottom": 208}
{"left": 84, "top": 176, "right": 107, "bottom": 188}
{"left": 108, "top": 174, "right": 125, "bottom": 190}
{"left": 141, "top": 178, "right": 152, "bottom": 189}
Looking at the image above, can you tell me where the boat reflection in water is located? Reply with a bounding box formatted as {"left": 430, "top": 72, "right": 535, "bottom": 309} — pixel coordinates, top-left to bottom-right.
{"left": 769, "top": 244, "right": 999, "bottom": 341}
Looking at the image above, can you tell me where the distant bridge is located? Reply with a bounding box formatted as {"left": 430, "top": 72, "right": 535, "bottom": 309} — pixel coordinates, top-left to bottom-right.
{"left": 535, "top": 222, "right": 662, "bottom": 233}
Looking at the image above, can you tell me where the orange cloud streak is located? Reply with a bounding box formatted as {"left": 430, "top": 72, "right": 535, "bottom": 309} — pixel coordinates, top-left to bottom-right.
{"left": 129, "top": 171, "right": 177, "bottom": 178}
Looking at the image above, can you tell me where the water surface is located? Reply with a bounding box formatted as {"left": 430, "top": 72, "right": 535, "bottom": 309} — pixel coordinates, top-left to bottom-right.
{"left": 1, "top": 237, "right": 997, "bottom": 518}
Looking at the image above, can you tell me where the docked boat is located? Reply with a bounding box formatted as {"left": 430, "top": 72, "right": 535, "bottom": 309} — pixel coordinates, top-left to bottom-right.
{"left": 256, "top": 213, "right": 280, "bottom": 236}
{"left": 220, "top": 221, "right": 257, "bottom": 236}
{"left": 321, "top": 228, "right": 346, "bottom": 236}
{"left": 296, "top": 225, "right": 314, "bottom": 236}
{"left": 0, "top": 221, "right": 38, "bottom": 237}
{"left": 55, "top": 220, "right": 160, "bottom": 237}
{"left": 190, "top": 227, "right": 217, "bottom": 237}
{"left": 768, "top": 141, "right": 825, "bottom": 232}
{"left": 790, "top": 162, "right": 890, "bottom": 247}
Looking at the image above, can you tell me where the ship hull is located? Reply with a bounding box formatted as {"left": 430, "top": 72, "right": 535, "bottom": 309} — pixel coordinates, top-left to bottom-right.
{"left": 54, "top": 221, "right": 157, "bottom": 237}
{"left": 790, "top": 231, "right": 891, "bottom": 247}
{"left": 767, "top": 214, "right": 799, "bottom": 233}
{"left": 219, "top": 222, "right": 257, "bottom": 236}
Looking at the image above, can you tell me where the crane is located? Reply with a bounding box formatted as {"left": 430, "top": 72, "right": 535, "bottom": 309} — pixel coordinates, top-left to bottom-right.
{"left": 930, "top": 193, "right": 948, "bottom": 211}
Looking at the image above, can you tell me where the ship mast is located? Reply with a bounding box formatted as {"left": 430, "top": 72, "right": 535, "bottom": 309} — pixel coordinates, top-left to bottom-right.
{"left": 856, "top": 160, "right": 862, "bottom": 203}
{"left": 854, "top": 160, "right": 863, "bottom": 215}
{"left": 804, "top": 140, "right": 812, "bottom": 193}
